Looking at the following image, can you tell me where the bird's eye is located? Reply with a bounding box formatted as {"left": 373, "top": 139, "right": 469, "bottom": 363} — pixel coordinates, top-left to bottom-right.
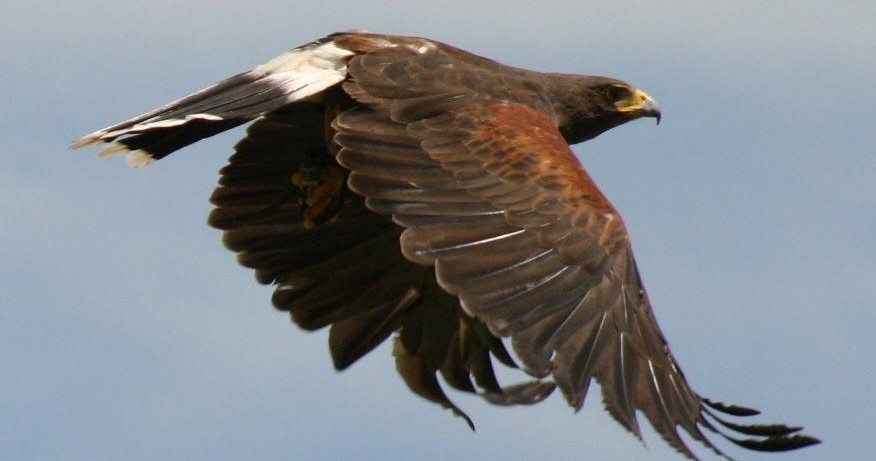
{"left": 607, "top": 84, "right": 630, "bottom": 101}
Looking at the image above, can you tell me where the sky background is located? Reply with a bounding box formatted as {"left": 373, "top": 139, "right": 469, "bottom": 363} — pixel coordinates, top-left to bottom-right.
{"left": 2, "top": 1, "right": 874, "bottom": 460}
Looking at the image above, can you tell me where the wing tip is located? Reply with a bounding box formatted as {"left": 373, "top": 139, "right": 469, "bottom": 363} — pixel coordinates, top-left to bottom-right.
{"left": 701, "top": 396, "right": 821, "bottom": 454}
{"left": 74, "top": 139, "right": 156, "bottom": 168}
{"left": 69, "top": 132, "right": 105, "bottom": 150}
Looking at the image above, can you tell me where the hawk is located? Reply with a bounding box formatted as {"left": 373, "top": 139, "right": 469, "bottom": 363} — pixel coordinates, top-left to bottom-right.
{"left": 72, "top": 31, "right": 819, "bottom": 459}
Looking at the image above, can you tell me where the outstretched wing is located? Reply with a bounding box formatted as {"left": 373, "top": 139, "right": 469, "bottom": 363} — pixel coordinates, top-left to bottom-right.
{"left": 334, "top": 43, "right": 818, "bottom": 459}
{"left": 206, "top": 100, "right": 554, "bottom": 429}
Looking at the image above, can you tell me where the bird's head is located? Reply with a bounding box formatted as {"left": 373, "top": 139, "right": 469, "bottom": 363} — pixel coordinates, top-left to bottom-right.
{"left": 549, "top": 75, "right": 661, "bottom": 144}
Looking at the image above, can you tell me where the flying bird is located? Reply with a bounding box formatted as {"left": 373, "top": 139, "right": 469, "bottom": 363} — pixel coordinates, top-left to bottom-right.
{"left": 72, "top": 31, "right": 819, "bottom": 460}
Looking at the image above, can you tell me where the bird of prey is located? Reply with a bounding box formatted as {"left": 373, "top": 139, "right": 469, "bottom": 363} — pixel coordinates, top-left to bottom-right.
{"left": 72, "top": 31, "right": 819, "bottom": 460}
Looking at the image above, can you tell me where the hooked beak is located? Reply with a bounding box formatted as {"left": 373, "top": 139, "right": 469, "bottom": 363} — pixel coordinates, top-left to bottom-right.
{"left": 616, "top": 88, "right": 661, "bottom": 125}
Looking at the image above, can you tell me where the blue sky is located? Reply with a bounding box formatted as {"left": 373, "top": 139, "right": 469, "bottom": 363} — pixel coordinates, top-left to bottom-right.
{"left": 2, "top": 1, "right": 873, "bottom": 460}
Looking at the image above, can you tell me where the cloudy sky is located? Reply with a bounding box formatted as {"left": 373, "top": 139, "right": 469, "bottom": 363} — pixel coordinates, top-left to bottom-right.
{"left": 2, "top": 1, "right": 873, "bottom": 460}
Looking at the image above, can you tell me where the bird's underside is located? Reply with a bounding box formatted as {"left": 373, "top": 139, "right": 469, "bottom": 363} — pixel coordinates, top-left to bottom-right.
{"left": 72, "top": 31, "right": 819, "bottom": 460}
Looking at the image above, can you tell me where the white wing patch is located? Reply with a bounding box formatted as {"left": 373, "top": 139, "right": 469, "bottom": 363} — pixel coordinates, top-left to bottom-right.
{"left": 253, "top": 40, "right": 354, "bottom": 105}
{"left": 257, "top": 40, "right": 354, "bottom": 75}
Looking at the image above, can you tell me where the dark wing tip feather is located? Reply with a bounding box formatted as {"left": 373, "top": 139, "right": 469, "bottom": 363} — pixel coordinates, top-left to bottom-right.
{"left": 725, "top": 434, "right": 822, "bottom": 452}
{"left": 701, "top": 397, "right": 821, "bottom": 454}
{"left": 702, "top": 398, "right": 761, "bottom": 416}
{"left": 393, "top": 338, "right": 476, "bottom": 431}
{"left": 707, "top": 416, "right": 804, "bottom": 438}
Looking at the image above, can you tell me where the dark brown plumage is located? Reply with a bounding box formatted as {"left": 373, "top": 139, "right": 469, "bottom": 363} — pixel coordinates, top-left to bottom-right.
{"left": 72, "top": 31, "right": 818, "bottom": 460}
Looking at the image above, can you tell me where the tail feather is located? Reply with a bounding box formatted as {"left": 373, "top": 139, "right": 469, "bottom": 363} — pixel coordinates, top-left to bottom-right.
{"left": 71, "top": 36, "right": 354, "bottom": 166}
